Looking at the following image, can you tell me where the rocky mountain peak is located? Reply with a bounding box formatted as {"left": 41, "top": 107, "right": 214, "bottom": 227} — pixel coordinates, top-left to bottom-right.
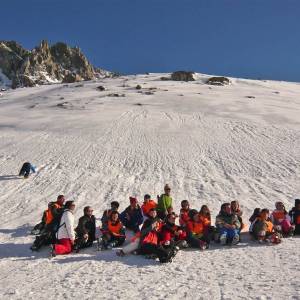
{"left": 0, "top": 40, "right": 112, "bottom": 88}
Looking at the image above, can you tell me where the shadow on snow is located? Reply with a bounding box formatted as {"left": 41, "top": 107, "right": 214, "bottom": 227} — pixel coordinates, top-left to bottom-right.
{"left": 0, "top": 175, "right": 22, "bottom": 181}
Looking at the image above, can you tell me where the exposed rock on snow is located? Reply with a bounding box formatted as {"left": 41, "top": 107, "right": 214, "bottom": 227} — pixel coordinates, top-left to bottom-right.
{"left": 207, "top": 76, "right": 230, "bottom": 86}
{"left": 107, "top": 93, "right": 125, "bottom": 97}
{"left": 0, "top": 40, "right": 112, "bottom": 88}
{"left": 171, "top": 71, "right": 195, "bottom": 81}
{"left": 160, "top": 76, "right": 170, "bottom": 81}
{"left": 96, "top": 85, "right": 106, "bottom": 91}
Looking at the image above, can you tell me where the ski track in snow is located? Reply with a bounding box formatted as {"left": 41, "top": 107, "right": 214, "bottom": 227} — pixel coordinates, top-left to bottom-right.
{"left": 0, "top": 74, "right": 300, "bottom": 299}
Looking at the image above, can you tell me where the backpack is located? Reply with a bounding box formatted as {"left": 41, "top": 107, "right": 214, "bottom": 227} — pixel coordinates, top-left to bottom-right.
{"left": 47, "top": 207, "right": 66, "bottom": 240}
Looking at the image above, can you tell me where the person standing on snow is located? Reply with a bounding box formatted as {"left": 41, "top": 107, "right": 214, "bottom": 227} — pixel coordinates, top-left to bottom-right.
{"left": 157, "top": 184, "right": 173, "bottom": 220}
{"left": 51, "top": 200, "right": 76, "bottom": 256}
{"left": 19, "top": 161, "right": 36, "bottom": 178}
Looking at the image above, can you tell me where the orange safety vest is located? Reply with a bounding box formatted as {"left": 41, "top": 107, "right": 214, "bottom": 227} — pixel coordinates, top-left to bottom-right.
{"left": 265, "top": 220, "right": 273, "bottom": 233}
{"left": 45, "top": 209, "right": 53, "bottom": 224}
{"left": 108, "top": 220, "right": 123, "bottom": 235}
{"left": 199, "top": 215, "right": 211, "bottom": 227}
{"left": 187, "top": 220, "right": 204, "bottom": 235}
{"left": 143, "top": 231, "right": 158, "bottom": 245}
{"left": 142, "top": 200, "right": 157, "bottom": 215}
{"left": 272, "top": 210, "right": 285, "bottom": 222}
{"left": 45, "top": 203, "right": 62, "bottom": 224}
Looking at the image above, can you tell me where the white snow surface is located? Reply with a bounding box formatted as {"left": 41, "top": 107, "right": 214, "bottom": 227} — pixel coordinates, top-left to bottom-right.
{"left": 0, "top": 73, "right": 300, "bottom": 300}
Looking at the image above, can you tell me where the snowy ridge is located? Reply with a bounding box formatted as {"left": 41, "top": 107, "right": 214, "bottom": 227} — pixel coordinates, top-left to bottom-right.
{"left": 0, "top": 73, "right": 299, "bottom": 299}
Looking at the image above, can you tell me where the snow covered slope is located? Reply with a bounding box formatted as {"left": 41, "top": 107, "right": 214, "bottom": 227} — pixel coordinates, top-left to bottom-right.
{"left": 0, "top": 73, "right": 299, "bottom": 299}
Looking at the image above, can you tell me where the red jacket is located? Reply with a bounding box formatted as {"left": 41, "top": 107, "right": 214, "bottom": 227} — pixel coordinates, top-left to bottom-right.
{"left": 160, "top": 222, "right": 187, "bottom": 244}
{"left": 187, "top": 220, "right": 204, "bottom": 236}
{"left": 142, "top": 231, "right": 159, "bottom": 245}
{"left": 179, "top": 208, "right": 190, "bottom": 226}
{"left": 142, "top": 200, "right": 157, "bottom": 216}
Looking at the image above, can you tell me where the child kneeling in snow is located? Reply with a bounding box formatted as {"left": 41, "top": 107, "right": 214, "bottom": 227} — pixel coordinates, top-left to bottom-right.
{"left": 215, "top": 203, "right": 240, "bottom": 245}
{"left": 160, "top": 212, "right": 188, "bottom": 249}
{"left": 186, "top": 209, "right": 210, "bottom": 249}
{"left": 252, "top": 209, "right": 281, "bottom": 244}
{"left": 199, "top": 205, "right": 215, "bottom": 242}
{"left": 99, "top": 211, "right": 125, "bottom": 250}
{"left": 271, "top": 202, "right": 294, "bottom": 237}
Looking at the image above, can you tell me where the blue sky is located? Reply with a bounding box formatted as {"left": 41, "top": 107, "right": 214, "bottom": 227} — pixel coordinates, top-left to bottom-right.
{"left": 1, "top": 0, "right": 300, "bottom": 81}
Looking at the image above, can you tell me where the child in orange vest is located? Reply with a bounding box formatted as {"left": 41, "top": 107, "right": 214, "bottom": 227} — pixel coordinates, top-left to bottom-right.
{"left": 252, "top": 209, "right": 281, "bottom": 244}
{"left": 100, "top": 211, "right": 125, "bottom": 250}
{"left": 271, "top": 202, "right": 294, "bottom": 237}
{"left": 186, "top": 209, "right": 209, "bottom": 250}
{"left": 199, "top": 205, "right": 215, "bottom": 242}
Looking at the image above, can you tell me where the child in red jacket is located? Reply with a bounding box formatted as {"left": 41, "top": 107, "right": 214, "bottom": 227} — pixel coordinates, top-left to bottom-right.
{"left": 179, "top": 200, "right": 190, "bottom": 227}
{"left": 160, "top": 212, "right": 187, "bottom": 249}
{"left": 186, "top": 209, "right": 209, "bottom": 250}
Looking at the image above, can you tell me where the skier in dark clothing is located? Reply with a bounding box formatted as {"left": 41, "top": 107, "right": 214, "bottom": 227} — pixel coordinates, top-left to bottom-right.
{"left": 120, "top": 197, "right": 143, "bottom": 233}
{"left": 74, "top": 206, "right": 96, "bottom": 252}
{"left": 19, "top": 162, "right": 36, "bottom": 178}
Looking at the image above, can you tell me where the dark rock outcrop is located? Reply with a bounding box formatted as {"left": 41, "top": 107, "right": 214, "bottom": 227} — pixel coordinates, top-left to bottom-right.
{"left": 97, "top": 85, "right": 106, "bottom": 91}
{"left": 171, "top": 71, "right": 195, "bottom": 81}
{"left": 206, "top": 76, "right": 230, "bottom": 86}
{"left": 0, "top": 40, "right": 112, "bottom": 88}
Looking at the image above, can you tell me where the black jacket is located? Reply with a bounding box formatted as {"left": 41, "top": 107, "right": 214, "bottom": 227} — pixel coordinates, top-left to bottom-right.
{"left": 75, "top": 215, "right": 96, "bottom": 240}
{"left": 289, "top": 208, "right": 300, "bottom": 225}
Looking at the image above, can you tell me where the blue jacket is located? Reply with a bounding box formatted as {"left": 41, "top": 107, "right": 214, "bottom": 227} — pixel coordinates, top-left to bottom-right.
{"left": 120, "top": 205, "right": 143, "bottom": 228}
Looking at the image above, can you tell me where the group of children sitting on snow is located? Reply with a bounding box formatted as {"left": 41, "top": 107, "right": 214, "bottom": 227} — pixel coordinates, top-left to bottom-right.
{"left": 30, "top": 184, "right": 300, "bottom": 263}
